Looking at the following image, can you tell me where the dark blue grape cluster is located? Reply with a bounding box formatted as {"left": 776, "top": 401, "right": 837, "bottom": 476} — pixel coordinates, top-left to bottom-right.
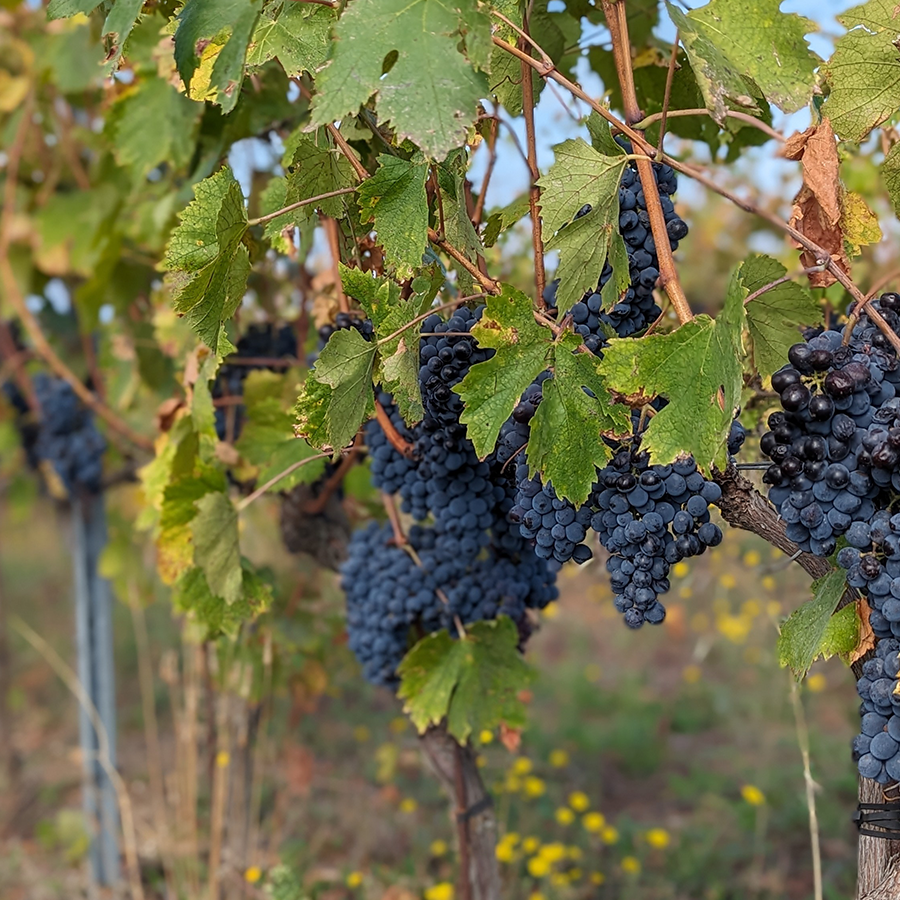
{"left": 590, "top": 446, "right": 722, "bottom": 628}
{"left": 854, "top": 638, "right": 900, "bottom": 784}
{"left": 366, "top": 390, "right": 418, "bottom": 496}
{"left": 543, "top": 156, "right": 689, "bottom": 339}
{"left": 342, "top": 520, "right": 558, "bottom": 686}
{"left": 214, "top": 323, "right": 298, "bottom": 441}
{"left": 31, "top": 374, "right": 107, "bottom": 494}
{"left": 757, "top": 292, "right": 900, "bottom": 783}
{"left": 317, "top": 311, "right": 375, "bottom": 345}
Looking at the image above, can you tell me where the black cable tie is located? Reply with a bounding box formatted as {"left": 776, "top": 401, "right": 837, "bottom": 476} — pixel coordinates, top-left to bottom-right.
{"left": 456, "top": 794, "right": 493, "bottom": 823}
{"left": 854, "top": 802, "right": 900, "bottom": 839}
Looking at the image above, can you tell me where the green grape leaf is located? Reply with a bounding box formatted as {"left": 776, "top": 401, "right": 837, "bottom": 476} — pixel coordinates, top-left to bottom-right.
{"left": 283, "top": 131, "right": 357, "bottom": 220}
{"left": 883, "top": 142, "right": 900, "bottom": 223}
{"left": 102, "top": 0, "right": 148, "bottom": 71}
{"left": 666, "top": 3, "right": 761, "bottom": 123}
{"left": 192, "top": 491, "right": 243, "bottom": 605}
{"left": 527, "top": 335, "right": 631, "bottom": 505}
{"left": 173, "top": 562, "right": 272, "bottom": 639}
{"left": 106, "top": 77, "right": 202, "bottom": 180}
{"left": 294, "top": 329, "right": 376, "bottom": 452}
{"left": 258, "top": 176, "right": 293, "bottom": 254}
{"left": 345, "top": 266, "right": 433, "bottom": 423}
{"left": 246, "top": 2, "right": 335, "bottom": 76}
{"left": 483, "top": 194, "right": 531, "bottom": 248}
{"left": 168, "top": 184, "right": 250, "bottom": 357}
{"left": 358, "top": 155, "right": 429, "bottom": 279}
{"left": 598, "top": 267, "right": 745, "bottom": 470}
{"left": 842, "top": 191, "right": 883, "bottom": 257}
{"left": 163, "top": 167, "right": 240, "bottom": 273}
{"left": 685, "top": 0, "right": 817, "bottom": 113}
{"left": 454, "top": 285, "right": 554, "bottom": 458}
{"left": 311, "top": 0, "right": 487, "bottom": 160}
{"left": 778, "top": 568, "right": 855, "bottom": 678}
{"left": 742, "top": 254, "right": 822, "bottom": 380}
{"left": 174, "top": 0, "right": 262, "bottom": 113}
{"left": 436, "top": 152, "right": 483, "bottom": 296}
{"left": 397, "top": 617, "right": 534, "bottom": 742}
{"left": 47, "top": 0, "right": 102, "bottom": 17}
{"left": 538, "top": 138, "right": 626, "bottom": 313}
{"left": 824, "top": 0, "right": 900, "bottom": 142}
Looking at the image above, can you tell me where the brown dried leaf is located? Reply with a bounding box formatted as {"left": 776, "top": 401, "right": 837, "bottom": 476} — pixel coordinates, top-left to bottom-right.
{"left": 785, "top": 119, "right": 849, "bottom": 288}
{"left": 851, "top": 599, "right": 876, "bottom": 664}
{"left": 155, "top": 397, "right": 184, "bottom": 433}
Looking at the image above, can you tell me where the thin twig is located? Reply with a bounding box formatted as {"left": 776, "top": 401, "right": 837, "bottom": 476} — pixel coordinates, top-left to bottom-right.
{"left": 236, "top": 451, "right": 339, "bottom": 511}
{"left": 743, "top": 265, "right": 827, "bottom": 306}
{"left": 374, "top": 398, "right": 416, "bottom": 458}
{"left": 304, "top": 433, "right": 363, "bottom": 515}
{"left": 788, "top": 676, "right": 823, "bottom": 900}
{"left": 0, "top": 92, "right": 153, "bottom": 451}
{"left": 377, "top": 296, "right": 486, "bottom": 346}
{"left": 601, "top": 0, "right": 693, "bottom": 324}
{"left": 323, "top": 216, "right": 349, "bottom": 313}
{"left": 325, "top": 123, "right": 369, "bottom": 181}
{"left": 12, "top": 616, "right": 145, "bottom": 900}
{"left": 382, "top": 491, "right": 408, "bottom": 547}
{"left": 427, "top": 228, "right": 500, "bottom": 295}
{"left": 454, "top": 741, "right": 473, "bottom": 900}
{"left": 656, "top": 32, "right": 680, "bottom": 155}
{"left": 519, "top": 29, "right": 546, "bottom": 307}
{"left": 636, "top": 107, "right": 785, "bottom": 144}
{"left": 472, "top": 117, "right": 499, "bottom": 227}
{"left": 248, "top": 187, "right": 357, "bottom": 226}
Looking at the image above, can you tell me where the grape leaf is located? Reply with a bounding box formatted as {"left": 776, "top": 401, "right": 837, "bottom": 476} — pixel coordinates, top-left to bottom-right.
{"left": 246, "top": 2, "right": 335, "bottom": 76}
{"left": 106, "top": 77, "right": 202, "bottom": 179}
{"left": 538, "top": 139, "right": 626, "bottom": 314}
{"left": 777, "top": 568, "right": 855, "bottom": 678}
{"left": 454, "top": 285, "right": 554, "bottom": 459}
{"left": 527, "top": 335, "right": 631, "bottom": 505}
{"left": 173, "top": 562, "right": 272, "bottom": 639}
{"left": 666, "top": 3, "right": 760, "bottom": 123}
{"left": 742, "top": 254, "right": 822, "bottom": 380}
{"left": 174, "top": 0, "right": 262, "bottom": 113}
{"left": 842, "top": 191, "right": 882, "bottom": 256}
{"left": 192, "top": 491, "right": 243, "bottom": 605}
{"left": 294, "top": 328, "right": 376, "bottom": 452}
{"left": 343, "top": 266, "right": 434, "bottom": 423}
{"left": 283, "top": 131, "right": 357, "bottom": 220}
{"left": 102, "top": 0, "right": 147, "bottom": 71}
{"left": 163, "top": 167, "right": 240, "bottom": 273}
{"left": 167, "top": 173, "right": 250, "bottom": 357}
{"left": 685, "top": 0, "right": 817, "bottom": 113}
{"left": 397, "top": 617, "right": 534, "bottom": 742}
{"left": 598, "top": 266, "right": 745, "bottom": 470}
{"left": 358, "top": 155, "right": 429, "bottom": 280}
{"left": 258, "top": 176, "right": 293, "bottom": 254}
{"left": 436, "top": 152, "right": 483, "bottom": 296}
{"left": 483, "top": 194, "right": 531, "bottom": 248}
{"left": 311, "top": 0, "right": 488, "bottom": 160}
{"left": 47, "top": 0, "right": 102, "bottom": 17}
{"left": 883, "top": 142, "right": 900, "bottom": 223}
{"left": 824, "top": 0, "right": 900, "bottom": 142}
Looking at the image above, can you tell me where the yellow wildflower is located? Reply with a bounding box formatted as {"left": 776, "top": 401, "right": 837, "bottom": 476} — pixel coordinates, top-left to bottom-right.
{"left": 549, "top": 749, "right": 569, "bottom": 768}
{"left": 522, "top": 836, "right": 541, "bottom": 854}
{"left": 543, "top": 602, "right": 560, "bottom": 619}
{"left": 512, "top": 757, "right": 533, "bottom": 776}
{"left": 719, "top": 573, "right": 737, "bottom": 590}
{"left": 430, "top": 840, "right": 448, "bottom": 857}
{"left": 424, "top": 883, "right": 454, "bottom": 900}
{"left": 568, "top": 791, "right": 590, "bottom": 812}
{"left": 590, "top": 871, "right": 606, "bottom": 885}
{"left": 479, "top": 729, "right": 494, "bottom": 745}
{"left": 568, "top": 846, "right": 583, "bottom": 860}
{"left": 399, "top": 798, "right": 417, "bottom": 813}
{"left": 600, "top": 826, "right": 619, "bottom": 844}
{"left": 244, "top": 867, "right": 262, "bottom": 884}
{"left": 682, "top": 664, "right": 701, "bottom": 685}
{"left": 582, "top": 812, "right": 606, "bottom": 833}
{"left": 807, "top": 673, "right": 827, "bottom": 692}
{"left": 743, "top": 550, "right": 761, "bottom": 567}
{"left": 346, "top": 872, "right": 363, "bottom": 888}
{"left": 389, "top": 717, "right": 408, "bottom": 734}
{"left": 495, "top": 842, "right": 516, "bottom": 863}
{"left": 673, "top": 561, "right": 689, "bottom": 578}
{"left": 762, "top": 575, "right": 776, "bottom": 592}
{"left": 555, "top": 807, "right": 575, "bottom": 825}
{"left": 741, "top": 784, "right": 765, "bottom": 806}
{"left": 621, "top": 856, "right": 641, "bottom": 874}
{"left": 527, "top": 856, "right": 550, "bottom": 878}
{"left": 645, "top": 828, "right": 670, "bottom": 849}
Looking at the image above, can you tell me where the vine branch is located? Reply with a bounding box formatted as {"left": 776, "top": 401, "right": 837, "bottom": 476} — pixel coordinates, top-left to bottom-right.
{"left": 427, "top": 229, "right": 501, "bottom": 295}
{"left": 248, "top": 187, "right": 358, "bottom": 226}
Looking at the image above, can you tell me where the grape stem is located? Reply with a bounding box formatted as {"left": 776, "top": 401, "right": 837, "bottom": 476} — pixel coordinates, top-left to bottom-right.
{"left": 634, "top": 108, "right": 786, "bottom": 145}
{"left": 471, "top": 117, "right": 499, "bottom": 227}
{"left": 374, "top": 398, "right": 417, "bottom": 459}
{"left": 519, "top": 18, "right": 547, "bottom": 308}
{"left": 655, "top": 31, "right": 680, "bottom": 154}
{"left": 236, "top": 450, "right": 345, "bottom": 512}
{"left": 247, "top": 187, "right": 358, "bottom": 227}
{"left": 601, "top": 0, "right": 694, "bottom": 326}
{"left": 742, "top": 265, "right": 827, "bottom": 306}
